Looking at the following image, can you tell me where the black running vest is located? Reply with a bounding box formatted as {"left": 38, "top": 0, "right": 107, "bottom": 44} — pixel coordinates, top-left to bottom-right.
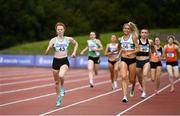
{"left": 137, "top": 38, "right": 150, "bottom": 56}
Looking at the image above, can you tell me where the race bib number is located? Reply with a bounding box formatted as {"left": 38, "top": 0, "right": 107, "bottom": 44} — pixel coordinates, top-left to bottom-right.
{"left": 59, "top": 47, "right": 65, "bottom": 51}
{"left": 167, "top": 52, "right": 174, "bottom": 57}
{"left": 121, "top": 43, "right": 134, "bottom": 50}
{"left": 140, "top": 45, "right": 149, "bottom": 52}
{"left": 89, "top": 45, "right": 96, "bottom": 51}
{"left": 108, "top": 47, "right": 116, "bottom": 52}
{"left": 55, "top": 44, "right": 67, "bottom": 52}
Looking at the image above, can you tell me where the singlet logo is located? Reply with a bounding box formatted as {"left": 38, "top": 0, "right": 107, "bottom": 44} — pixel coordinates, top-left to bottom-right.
{"left": 88, "top": 40, "right": 98, "bottom": 51}
{"left": 54, "top": 43, "right": 68, "bottom": 51}
{"left": 153, "top": 51, "right": 161, "bottom": 57}
{"left": 121, "top": 42, "right": 135, "bottom": 50}
{"left": 140, "top": 45, "right": 149, "bottom": 52}
{"left": 167, "top": 52, "right": 174, "bottom": 57}
{"left": 108, "top": 44, "right": 118, "bottom": 55}
{"left": 89, "top": 44, "right": 96, "bottom": 51}
{"left": 88, "top": 40, "right": 100, "bottom": 57}
{"left": 108, "top": 47, "right": 116, "bottom": 52}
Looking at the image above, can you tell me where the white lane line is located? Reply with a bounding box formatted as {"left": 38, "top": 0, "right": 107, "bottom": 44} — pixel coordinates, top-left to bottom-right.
{"left": 39, "top": 73, "right": 169, "bottom": 116}
{"left": 0, "top": 71, "right": 51, "bottom": 78}
{"left": 39, "top": 88, "right": 122, "bottom": 116}
{"left": 116, "top": 79, "right": 180, "bottom": 116}
{"left": 0, "top": 70, "right": 85, "bottom": 81}
{"left": 0, "top": 73, "right": 52, "bottom": 81}
{"left": 0, "top": 83, "right": 52, "bottom": 94}
{"left": 0, "top": 78, "right": 52, "bottom": 86}
{"left": 0, "top": 79, "right": 112, "bottom": 107}
{"left": 0, "top": 75, "right": 105, "bottom": 94}
{"left": 0, "top": 70, "right": 105, "bottom": 86}
{"left": 0, "top": 71, "right": 92, "bottom": 86}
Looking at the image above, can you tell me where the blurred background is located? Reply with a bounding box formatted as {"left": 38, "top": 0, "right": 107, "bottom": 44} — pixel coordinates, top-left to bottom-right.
{"left": 0, "top": 0, "right": 180, "bottom": 68}
{"left": 0, "top": 0, "right": 180, "bottom": 50}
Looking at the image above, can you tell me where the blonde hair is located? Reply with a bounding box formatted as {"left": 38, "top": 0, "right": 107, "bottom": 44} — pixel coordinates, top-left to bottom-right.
{"left": 123, "top": 22, "right": 139, "bottom": 37}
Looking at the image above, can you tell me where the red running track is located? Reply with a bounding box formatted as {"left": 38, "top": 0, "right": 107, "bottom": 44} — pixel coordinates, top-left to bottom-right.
{"left": 0, "top": 67, "right": 179, "bottom": 115}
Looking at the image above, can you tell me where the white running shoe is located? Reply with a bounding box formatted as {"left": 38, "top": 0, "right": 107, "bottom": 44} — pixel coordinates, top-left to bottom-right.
{"left": 89, "top": 79, "right": 94, "bottom": 88}
{"left": 141, "top": 91, "right": 146, "bottom": 99}
{"left": 122, "top": 96, "right": 128, "bottom": 103}
{"left": 112, "top": 83, "right": 115, "bottom": 90}
{"left": 90, "top": 82, "right": 94, "bottom": 88}
{"left": 114, "top": 81, "right": 118, "bottom": 89}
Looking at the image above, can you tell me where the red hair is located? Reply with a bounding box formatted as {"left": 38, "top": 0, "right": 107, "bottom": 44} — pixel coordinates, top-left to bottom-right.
{"left": 55, "top": 22, "right": 66, "bottom": 30}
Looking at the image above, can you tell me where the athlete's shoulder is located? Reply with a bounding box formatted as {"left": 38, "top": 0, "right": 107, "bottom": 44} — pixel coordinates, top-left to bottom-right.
{"left": 65, "top": 36, "right": 76, "bottom": 42}
{"left": 64, "top": 36, "right": 73, "bottom": 40}
{"left": 107, "top": 43, "right": 111, "bottom": 46}
{"left": 174, "top": 44, "right": 179, "bottom": 49}
{"left": 148, "top": 39, "right": 153, "bottom": 42}
{"left": 158, "top": 46, "right": 163, "bottom": 51}
{"left": 148, "top": 39, "right": 153, "bottom": 44}
{"left": 50, "top": 37, "right": 57, "bottom": 43}
{"left": 131, "top": 34, "right": 138, "bottom": 39}
{"left": 159, "top": 46, "right": 163, "bottom": 49}
{"left": 164, "top": 44, "right": 168, "bottom": 49}
{"left": 137, "top": 38, "right": 140, "bottom": 43}
{"left": 118, "top": 36, "right": 123, "bottom": 41}
{"left": 51, "top": 36, "right": 57, "bottom": 40}
{"left": 93, "top": 38, "right": 99, "bottom": 42}
{"left": 87, "top": 39, "right": 91, "bottom": 42}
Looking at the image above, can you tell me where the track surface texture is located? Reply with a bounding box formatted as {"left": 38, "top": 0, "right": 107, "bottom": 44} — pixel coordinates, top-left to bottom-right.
{"left": 0, "top": 67, "right": 179, "bottom": 115}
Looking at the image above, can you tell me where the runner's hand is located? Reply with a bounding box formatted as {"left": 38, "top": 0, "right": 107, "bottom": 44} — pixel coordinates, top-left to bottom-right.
{"left": 71, "top": 52, "right": 76, "bottom": 58}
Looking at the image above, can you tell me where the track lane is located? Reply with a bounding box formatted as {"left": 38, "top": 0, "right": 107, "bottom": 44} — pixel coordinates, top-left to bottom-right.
{"left": 0, "top": 67, "right": 179, "bottom": 115}
{"left": 0, "top": 79, "right": 116, "bottom": 115}
{"left": 0, "top": 72, "right": 110, "bottom": 105}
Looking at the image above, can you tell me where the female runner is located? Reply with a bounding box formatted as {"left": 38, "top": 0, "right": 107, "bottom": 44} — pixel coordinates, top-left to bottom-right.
{"left": 150, "top": 37, "right": 163, "bottom": 94}
{"left": 105, "top": 35, "right": 120, "bottom": 90}
{"left": 45, "top": 22, "right": 78, "bottom": 107}
{"left": 80, "top": 31, "right": 103, "bottom": 87}
{"left": 119, "top": 22, "right": 139, "bottom": 103}
{"left": 164, "top": 35, "right": 180, "bottom": 92}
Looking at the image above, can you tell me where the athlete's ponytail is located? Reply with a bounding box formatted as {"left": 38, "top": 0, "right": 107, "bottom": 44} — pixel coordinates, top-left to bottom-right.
{"left": 128, "top": 22, "right": 139, "bottom": 37}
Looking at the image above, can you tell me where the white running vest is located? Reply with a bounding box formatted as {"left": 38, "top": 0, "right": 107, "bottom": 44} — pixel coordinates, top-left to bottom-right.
{"left": 87, "top": 39, "right": 100, "bottom": 57}
{"left": 53, "top": 36, "right": 70, "bottom": 57}
{"left": 119, "top": 35, "right": 135, "bottom": 51}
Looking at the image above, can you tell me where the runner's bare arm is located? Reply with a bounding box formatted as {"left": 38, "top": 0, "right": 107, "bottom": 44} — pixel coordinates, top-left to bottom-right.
{"left": 174, "top": 40, "right": 180, "bottom": 52}
{"left": 93, "top": 39, "right": 103, "bottom": 51}
{"left": 104, "top": 44, "right": 110, "bottom": 56}
{"left": 80, "top": 47, "right": 88, "bottom": 55}
{"left": 45, "top": 39, "right": 54, "bottom": 55}
{"left": 162, "top": 45, "right": 167, "bottom": 59}
{"left": 69, "top": 37, "right": 78, "bottom": 57}
{"left": 129, "top": 35, "right": 140, "bottom": 55}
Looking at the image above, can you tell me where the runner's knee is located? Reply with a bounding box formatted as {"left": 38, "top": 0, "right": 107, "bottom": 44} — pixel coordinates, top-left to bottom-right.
{"left": 114, "top": 68, "right": 118, "bottom": 72}
{"left": 129, "top": 78, "right": 135, "bottom": 84}
{"left": 121, "top": 75, "right": 127, "bottom": 81}
{"left": 55, "top": 80, "right": 59, "bottom": 85}
{"left": 59, "top": 73, "right": 65, "bottom": 78}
